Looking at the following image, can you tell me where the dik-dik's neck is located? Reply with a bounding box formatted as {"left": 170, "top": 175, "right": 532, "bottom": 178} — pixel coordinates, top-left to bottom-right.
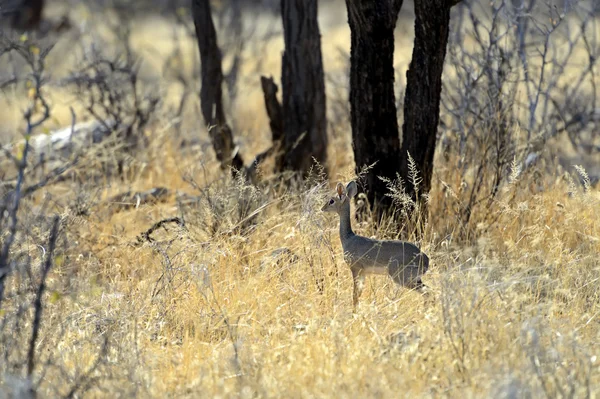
{"left": 338, "top": 201, "right": 354, "bottom": 241}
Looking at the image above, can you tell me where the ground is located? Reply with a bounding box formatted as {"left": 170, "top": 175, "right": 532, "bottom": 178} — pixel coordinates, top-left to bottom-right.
{"left": 0, "top": 0, "right": 599, "bottom": 397}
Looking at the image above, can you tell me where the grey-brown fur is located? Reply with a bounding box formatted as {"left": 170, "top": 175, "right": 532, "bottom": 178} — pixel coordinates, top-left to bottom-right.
{"left": 322, "top": 181, "right": 429, "bottom": 310}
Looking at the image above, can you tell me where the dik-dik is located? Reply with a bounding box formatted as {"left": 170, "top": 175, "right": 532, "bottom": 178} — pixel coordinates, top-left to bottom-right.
{"left": 322, "top": 181, "right": 429, "bottom": 310}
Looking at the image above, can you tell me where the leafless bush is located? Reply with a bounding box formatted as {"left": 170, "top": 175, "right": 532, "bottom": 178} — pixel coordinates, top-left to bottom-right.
{"left": 438, "top": 0, "right": 599, "bottom": 237}
{"left": 62, "top": 24, "right": 160, "bottom": 176}
{"left": 0, "top": 37, "right": 53, "bottom": 308}
{"left": 1, "top": 35, "right": 93, "bottom": 196}
{"left": 178, "top": 165, "right": 273, "bottom": 237}
{"left": 0, "top": 32, "right": 112, "bottom": 397}
{"left": 0, "top": 32, "right": 52, "bottom": 172}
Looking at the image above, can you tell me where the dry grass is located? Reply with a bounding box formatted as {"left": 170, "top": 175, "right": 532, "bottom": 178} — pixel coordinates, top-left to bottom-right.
{"left": 18, "top": 140, "right": 597, "bottom": 398}
{"left": 1, "top": 2, "right": 600, "bottom": 398}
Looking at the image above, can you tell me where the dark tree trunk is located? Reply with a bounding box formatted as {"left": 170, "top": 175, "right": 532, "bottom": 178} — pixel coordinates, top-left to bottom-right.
{"left": 345, "top": 0, "right": 403, "bottom": 211}
{"left": 260, "top": 76, "right": 284, "bottom": 146}
{"left": 399, "top": 0, "right": 454, "bottom": 203}
{"left": 279, "top": 0, "right": 328, "bottom": 175}
{"left": 244, "top": 76, "right": 284, "bottom": 183}
{"left": 9, "top": 0, "right": 44, "bottom": 30}
{"left": 192, "top": 0, "right": 244, "bottom": 174}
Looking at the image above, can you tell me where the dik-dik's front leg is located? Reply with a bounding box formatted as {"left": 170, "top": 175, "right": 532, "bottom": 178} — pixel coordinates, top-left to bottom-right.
{"left": 351, "top": 268, "right": 365, "bottom": 312}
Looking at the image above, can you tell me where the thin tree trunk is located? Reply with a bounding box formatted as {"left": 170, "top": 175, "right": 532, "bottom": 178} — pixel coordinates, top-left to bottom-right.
{"left": 260, "top": 76, "right": 284, "bottom": 146}
{"left": 399, "top": 0, "right": 454, "bottom": 203}
{"left": 192, "top": 0, "right": 244, "bottom": 174}
{"left": 245, "top": 76, "right": 284, "bottom": 183}
{"left": 345, "top": 0, "right": 403, "bottom": 211}
{"left": 279, "top": 0, "right": 328, "bottom": 175}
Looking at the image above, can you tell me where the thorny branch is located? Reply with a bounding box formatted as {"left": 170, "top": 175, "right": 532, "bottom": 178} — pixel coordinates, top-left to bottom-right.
{"left": 27, "top": 215, "right": 60, "bottom": 377}
{"left": 439, "top": 0, "right": 599, "bottom": 234}
{"left": 0, "top": 38, "right": 53, "bottom": 306}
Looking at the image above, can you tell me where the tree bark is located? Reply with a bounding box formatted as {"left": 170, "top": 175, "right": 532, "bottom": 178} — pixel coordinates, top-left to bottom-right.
{"left": 9, "top": 0, "right": 44, "bottom": 31}
{"left": 260, "top": 76, "right": 284, "bottom": 146}
{"left": 192, "top": 0, "right": 244, "bottom": 174}
{"left": 345, "top": 0, "right": 403, "bottom": 210}
{"left": 279, "top": 0, "right": 328, "bottom": 175}
{"left": 244, "top": 75, "right": 284, "bottom": 183}
{"left": 399, "top": 0, "right": 454, "bottom": 202}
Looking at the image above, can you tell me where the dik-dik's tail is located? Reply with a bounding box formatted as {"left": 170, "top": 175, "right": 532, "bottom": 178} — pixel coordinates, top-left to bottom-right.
{"left": 418, "top": 253, "right": 430, "bottom": 273}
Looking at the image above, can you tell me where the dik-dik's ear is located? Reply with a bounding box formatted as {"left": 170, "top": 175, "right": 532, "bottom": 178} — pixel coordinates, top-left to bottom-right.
{"left": 346, "top": 181, "right": 357, "bottom": 199}
{"left": 336, "top": 182, "right": 345, "bottom": 199}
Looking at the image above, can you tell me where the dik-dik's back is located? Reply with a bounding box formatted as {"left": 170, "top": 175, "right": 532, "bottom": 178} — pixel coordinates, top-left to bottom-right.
{"left": 342, "top": 234, "right": 429, "bottom": 288}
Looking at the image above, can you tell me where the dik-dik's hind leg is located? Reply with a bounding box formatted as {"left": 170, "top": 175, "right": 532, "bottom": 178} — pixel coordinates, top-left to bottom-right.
{"left": 412, "top": 277, "right": 435, "bottom": 305}
{"left": 390, "top": 262, "right": 428, "bottom": 294}
{"left": 413, "top": 277, "right": 426, "bottom": 292}
{"left": 351, "top": 268, "right": 365, "bottom": 312}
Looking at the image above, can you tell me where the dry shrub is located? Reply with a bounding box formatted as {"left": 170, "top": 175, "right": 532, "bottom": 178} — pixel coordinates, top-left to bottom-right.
{"left": 1, "top": 0, "right": 599, "bottom": 397}
{"left": 2, "top": 128, "right": 599, "bottom": 397}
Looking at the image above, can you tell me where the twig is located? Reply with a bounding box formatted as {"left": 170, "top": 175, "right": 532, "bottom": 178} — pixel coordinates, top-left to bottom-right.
{"left": 27, "top": 215, "right": 60, "bottom": 377}
{"left": 137, "top": 217, "right": 185, "bottom": 244}
{"left": 64, "top": 335, "right": 109, "bottom": 399}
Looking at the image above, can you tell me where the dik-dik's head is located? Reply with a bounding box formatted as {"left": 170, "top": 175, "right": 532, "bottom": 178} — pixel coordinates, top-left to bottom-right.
{"left": 321, "top": 181, "right": 358, "bottom": 214}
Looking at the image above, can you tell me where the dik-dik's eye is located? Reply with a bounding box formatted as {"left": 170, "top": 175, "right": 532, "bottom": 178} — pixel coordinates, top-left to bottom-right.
{"left": 329, "top": 199, "right": 335, "bottom": 205}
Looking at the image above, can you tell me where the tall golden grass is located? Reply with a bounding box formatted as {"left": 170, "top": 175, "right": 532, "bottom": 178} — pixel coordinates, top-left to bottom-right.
{"left": 1, "top": 2, "right": 599, "bottom": 397}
